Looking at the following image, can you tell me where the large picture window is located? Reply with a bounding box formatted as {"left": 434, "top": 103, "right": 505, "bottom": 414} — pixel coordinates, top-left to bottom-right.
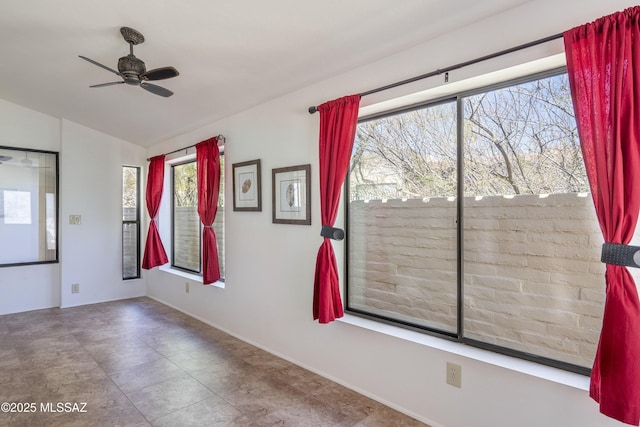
{"left": 0, "top": 146, "right": 58, "bottom": 266}
{"left": 347, "top": 68, "right": 599, "bottom": 373}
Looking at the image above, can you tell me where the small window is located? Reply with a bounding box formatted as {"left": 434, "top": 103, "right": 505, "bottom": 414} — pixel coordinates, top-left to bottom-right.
{"left": 122, "top": 166, "right": 140, "bottom": 279}
{"left": 172, "top": 161, "right": 201, "bottom": 273}
{"left": 170, "top": 153, "right": 225, "bottom": 279}
{"left": 0, "top": 146, "right": 58, "bottom": 267}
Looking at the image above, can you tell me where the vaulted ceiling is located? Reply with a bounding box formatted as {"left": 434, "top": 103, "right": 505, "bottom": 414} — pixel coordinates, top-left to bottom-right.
{"left": 0, "top": 0, "right": 532, "bottom": 147}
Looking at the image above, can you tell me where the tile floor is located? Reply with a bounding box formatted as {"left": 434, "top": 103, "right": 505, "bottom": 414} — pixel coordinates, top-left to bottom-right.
{"left": 0, "top": 297, "right": 429, "bottom": 426}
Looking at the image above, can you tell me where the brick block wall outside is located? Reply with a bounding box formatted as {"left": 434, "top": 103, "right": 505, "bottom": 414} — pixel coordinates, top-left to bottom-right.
{"left": 348, "top": 193, "right": 610, "bottom": 368}
{"left": 122, "top": 208, "right": 138, "bottom": 278}
{"left": 174, "top": 206, "right": 200, "bottom": 271}
{"left": 169, "top": 206, "right": 225, "bottom": 277}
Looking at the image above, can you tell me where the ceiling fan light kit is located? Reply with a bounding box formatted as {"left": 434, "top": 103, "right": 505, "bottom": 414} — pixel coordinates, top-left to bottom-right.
{"left": 79, "top": 27, "right": 179, "bottom": 97}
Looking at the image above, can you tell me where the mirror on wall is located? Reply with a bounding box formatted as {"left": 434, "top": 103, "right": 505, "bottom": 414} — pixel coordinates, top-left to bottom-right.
{"left": 0, "top": 146, "right": 58, "bottom": 266}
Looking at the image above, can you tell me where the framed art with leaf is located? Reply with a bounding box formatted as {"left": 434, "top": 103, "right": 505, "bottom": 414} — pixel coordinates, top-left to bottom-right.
{"left": 272, "top": 164, "right": 311, "bottom": 225}
{"left": 232, "top": 159, "right": 261, "bottom": 211}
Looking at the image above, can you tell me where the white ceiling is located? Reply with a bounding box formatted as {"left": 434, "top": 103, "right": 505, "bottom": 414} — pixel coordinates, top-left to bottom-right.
{"left": 0, "top": 0, "right": 531, "bottom": 147}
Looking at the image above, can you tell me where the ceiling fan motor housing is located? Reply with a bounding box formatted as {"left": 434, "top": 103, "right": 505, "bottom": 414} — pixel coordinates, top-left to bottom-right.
{"left": 118, "top": 54, "right": 146, "bottom": 85}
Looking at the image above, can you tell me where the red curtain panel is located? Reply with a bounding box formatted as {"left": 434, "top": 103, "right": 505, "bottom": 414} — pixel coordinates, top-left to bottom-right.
{"left": 142, "top": 155, "right": 169, "bottom": 269}
{"left": 565, "top": 7, "right": 640, "bottom": 425}
{"left": 196, "top": 137, "right": 221, "bottom": 284}
{"left": 313, "top": 94, "right": 361, "bottom": 323}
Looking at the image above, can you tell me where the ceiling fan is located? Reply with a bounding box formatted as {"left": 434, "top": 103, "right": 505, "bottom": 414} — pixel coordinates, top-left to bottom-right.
{"left": 79, "top": 27, "right": 179, "bottom": 97}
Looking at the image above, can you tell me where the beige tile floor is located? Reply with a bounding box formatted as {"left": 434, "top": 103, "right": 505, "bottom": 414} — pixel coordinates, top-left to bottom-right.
{"left": 0, "top": 297, "right": 429, "bottom": 426}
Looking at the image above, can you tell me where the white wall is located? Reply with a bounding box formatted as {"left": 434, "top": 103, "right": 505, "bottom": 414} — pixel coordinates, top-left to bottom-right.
{"left": 0, "top": 101, "right": 147, "bottom": 314}
{"left": 146, "top": 1, "right": 636, "bottom": 426}
{"left": 0, "top": 99, "right": 61, "bottom": 314}
{"left": 60, "top": 119, "right": 146, "bottom": 308}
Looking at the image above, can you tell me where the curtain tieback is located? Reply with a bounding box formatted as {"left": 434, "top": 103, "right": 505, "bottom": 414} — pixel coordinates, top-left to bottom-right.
{"left": 601, "top": 242, "right": 640, "bottom": 268}
{"left": 203, "top": 225, "right": 214, "bottom": 229}
{"left": 321, "top": 225, "right": 345, "bottom": 241}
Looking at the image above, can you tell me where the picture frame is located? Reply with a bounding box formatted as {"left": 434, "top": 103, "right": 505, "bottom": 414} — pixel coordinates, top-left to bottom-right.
{"left": 232, "top": 159, "right": 262, "bottom": 211}
{"left": 272, "top": 164, "right": 311, "bottom": 225}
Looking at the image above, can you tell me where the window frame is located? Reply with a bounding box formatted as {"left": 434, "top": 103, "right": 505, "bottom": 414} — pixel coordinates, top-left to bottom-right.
{"left": 0, "top": 146, "right": 59, "bottom": 268}
{"left": 345, "top": 66, "right": 592, "bottom": 376}
{"left": 167, "top": 150, "right": 225, "bottom": 281}
{"left": 122, "top": 165, "right": 141, "bottom": 280}
{"left": 170, "top": 159, "right": 202, "bottom": 275}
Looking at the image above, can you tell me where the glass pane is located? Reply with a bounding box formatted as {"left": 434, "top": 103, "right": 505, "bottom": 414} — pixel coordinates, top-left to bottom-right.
{"left": 122, "top": 222, "right": 139, "bottom": 279}
{"left": 347, "top": 101, "right": 458, "bottom": 333}
{"left": 122, "top": 166, "right": 138, "bottom": 221}
{"left": 0, "top": 147, "right": 57, "bottom": 265}
{"left": 214, "top": 207, "right": 224, "bottom": 278}
{"left": 462, "top": 73, "right": 599, "bottom": 368}
{"left": 122, "top": 166, "right": 139, "bottom": 279}
{"left": 173, "top": 162, "right": 200, "bottom": 273}
{"left": 215, "top": 155, "right": 224, "bottom": 278}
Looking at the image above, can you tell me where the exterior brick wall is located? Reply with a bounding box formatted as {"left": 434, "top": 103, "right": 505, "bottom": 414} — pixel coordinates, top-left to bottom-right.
{"left": 173, "top": 206, "right": 201, "bottom": 271}
{"left": 174, "top": 206, "right": 225, "bottom": 277}
{"left": 122, "top": 207, "right": 138, "bottom": 278}
{"left": 215, "top": 208, "right": 225, "bottom": 278}
{"left": 348, "top": 193, "right": 605, "bottom": 367}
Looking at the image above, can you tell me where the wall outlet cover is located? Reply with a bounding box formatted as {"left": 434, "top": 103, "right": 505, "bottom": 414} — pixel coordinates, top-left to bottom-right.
{"left": 446, "top": 362, "right": 462, "bottom": 388}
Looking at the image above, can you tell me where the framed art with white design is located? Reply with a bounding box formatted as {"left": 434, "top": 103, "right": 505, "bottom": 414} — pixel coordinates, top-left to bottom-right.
{"left": 272, "top": 164, "right": 311, "bottom": 225}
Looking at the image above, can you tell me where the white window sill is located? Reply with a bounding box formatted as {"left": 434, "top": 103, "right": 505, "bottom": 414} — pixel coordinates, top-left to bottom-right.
{"left": 158, "top": 265, "right": 225, "bottom": 289}
{"left": 337, "top": 313, "right": 590, "bottom": 391}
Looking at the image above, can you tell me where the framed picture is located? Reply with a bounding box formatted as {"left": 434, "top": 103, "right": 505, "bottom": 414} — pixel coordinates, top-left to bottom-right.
{"left": 232, "top": 159, "right": 262, "bottom": 211}
{"left": 272, "top": 164, "right": 311, "bottom": 225}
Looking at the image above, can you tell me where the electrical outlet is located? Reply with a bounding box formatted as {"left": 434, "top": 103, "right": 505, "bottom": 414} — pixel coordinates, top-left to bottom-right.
{"left": 185, "top": 281, "right": 189, "bottom": 293}
{"left": 69, "top": 215, "right": 81, "bottom": 225}
{"left": 71, "top": 283, "right": 80, "bottom": 294}
{"left": 446, "top": 362, "right": 462, "bottom": 388}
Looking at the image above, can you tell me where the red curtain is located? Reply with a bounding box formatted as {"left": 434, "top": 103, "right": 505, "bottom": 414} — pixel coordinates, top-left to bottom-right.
{"left": 313, "top": 94, "right": 361, "bottom": 323}
{"left": 142, "top": 155, "right": 169, "bottom": 269}
{"left": 565, "top": 7, "right": 640, "bottom": 425}
{"left": 196, "top": 137, "right": 221, "bottom": 285}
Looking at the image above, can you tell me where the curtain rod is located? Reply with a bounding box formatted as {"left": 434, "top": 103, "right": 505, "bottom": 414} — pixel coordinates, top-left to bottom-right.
{"left": 308, "top": 32, "right": 564, "bottom": 114}
{"left": 146, "top": 134, "right": 225, "bottom": 161}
